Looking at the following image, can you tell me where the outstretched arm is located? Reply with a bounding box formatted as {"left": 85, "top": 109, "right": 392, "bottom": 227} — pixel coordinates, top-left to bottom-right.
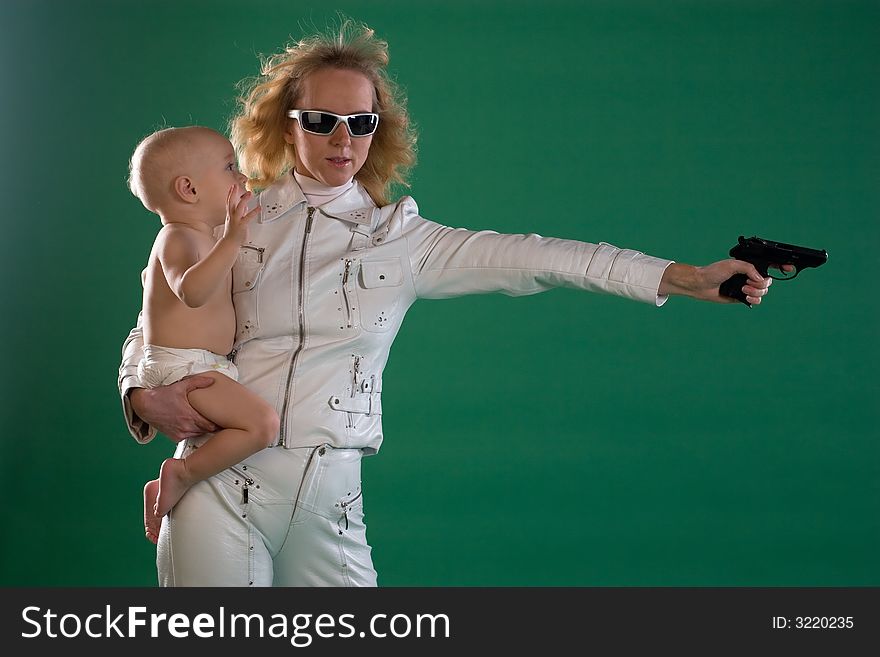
{"left": 395, "top": 199, "right": 786, "bottom": 307}
{"left": 399, "top": 201, "right": 671, "bottom": 304}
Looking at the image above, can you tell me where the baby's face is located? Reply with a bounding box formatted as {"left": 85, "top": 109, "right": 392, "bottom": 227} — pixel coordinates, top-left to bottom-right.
{"left": 190, "top": 132, "right": 248, "bottom": 224}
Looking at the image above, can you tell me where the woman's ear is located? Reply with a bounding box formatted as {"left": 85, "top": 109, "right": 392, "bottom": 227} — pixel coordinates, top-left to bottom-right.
{"left": 173, "top": 175, "right": 198, "bottom": 203}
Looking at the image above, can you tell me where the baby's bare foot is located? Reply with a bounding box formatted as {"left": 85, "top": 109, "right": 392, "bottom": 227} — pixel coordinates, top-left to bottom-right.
{"left": 154, "top": 457, "right": 192, "bottom": 519}
{"left": 143, "top": 479, "right": 161, "bottom": 544}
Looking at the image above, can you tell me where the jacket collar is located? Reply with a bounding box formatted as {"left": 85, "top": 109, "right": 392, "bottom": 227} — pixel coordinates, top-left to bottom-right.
{"left": 258, "top": 171, "right": 376, "bottom": 225}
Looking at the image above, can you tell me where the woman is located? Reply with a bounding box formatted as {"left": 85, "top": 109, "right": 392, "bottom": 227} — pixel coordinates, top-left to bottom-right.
{"left": 118, "top": 21, "right": 774, "bottom": 586}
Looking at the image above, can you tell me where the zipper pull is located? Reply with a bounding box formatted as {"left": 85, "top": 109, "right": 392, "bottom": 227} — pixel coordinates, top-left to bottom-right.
{"left": 241, "top": 477, "right": 254, "bottom": 504}
{"left": 337, "top": 507, "right": 349, "bottom": 535}
{"left": 353, "top": 355, "right": 362, "bottom": 388}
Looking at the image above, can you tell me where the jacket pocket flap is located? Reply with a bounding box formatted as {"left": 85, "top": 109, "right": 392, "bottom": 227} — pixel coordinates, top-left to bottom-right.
{"left": 359, "top": 258, "right": 403, "bottom": 288}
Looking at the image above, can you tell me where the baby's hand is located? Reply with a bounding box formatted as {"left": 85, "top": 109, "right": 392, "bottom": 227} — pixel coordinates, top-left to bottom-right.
{"left": 222, "top": 186, "right": 260, "bottom": 244}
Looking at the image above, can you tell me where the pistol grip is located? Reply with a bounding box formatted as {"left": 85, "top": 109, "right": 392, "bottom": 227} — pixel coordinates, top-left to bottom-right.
{"left": 720, "top": 273, "right": 752, "bottom": 307}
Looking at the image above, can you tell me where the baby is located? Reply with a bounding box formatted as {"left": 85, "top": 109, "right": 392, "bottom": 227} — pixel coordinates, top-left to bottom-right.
{"left": 128, "top": 126, "right": 279, "bottom": 544}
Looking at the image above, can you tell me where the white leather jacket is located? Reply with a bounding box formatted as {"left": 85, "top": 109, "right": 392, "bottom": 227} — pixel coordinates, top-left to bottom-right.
{"left": 119, "top": 173, "right": 673, "bottom": 452}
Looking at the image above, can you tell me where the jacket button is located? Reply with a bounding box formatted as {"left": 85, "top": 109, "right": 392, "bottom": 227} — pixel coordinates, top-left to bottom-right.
{"left": 245, "top": 281, "right": 252, "bottom": 287}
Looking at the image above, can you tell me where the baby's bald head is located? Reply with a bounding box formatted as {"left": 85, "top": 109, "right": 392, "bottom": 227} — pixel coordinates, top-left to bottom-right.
{"left": 128, "top": 126, "right": 224, "bottom": 213}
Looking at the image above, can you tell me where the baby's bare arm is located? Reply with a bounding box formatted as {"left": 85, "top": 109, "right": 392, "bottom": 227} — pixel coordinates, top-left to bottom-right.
{"left": 159, "top": 188, "right": 259, "bottom": 307}
{"left": 158, "top": 226, "right": 238, "bottom": 308}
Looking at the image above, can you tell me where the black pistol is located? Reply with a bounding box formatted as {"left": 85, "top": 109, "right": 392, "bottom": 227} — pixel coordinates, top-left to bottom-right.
{"left": 719, "top": 235, "right": 828, "bottom": 307}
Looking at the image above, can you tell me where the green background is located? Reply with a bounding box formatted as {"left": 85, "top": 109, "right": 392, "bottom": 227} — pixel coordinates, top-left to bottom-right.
{"left": 1, "top": 0, "right": 876, "bottom": 586}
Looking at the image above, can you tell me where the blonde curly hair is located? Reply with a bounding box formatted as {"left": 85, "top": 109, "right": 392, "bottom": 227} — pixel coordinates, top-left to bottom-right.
{"left": 230, "top": 20, "right": 417, "bottom": 206}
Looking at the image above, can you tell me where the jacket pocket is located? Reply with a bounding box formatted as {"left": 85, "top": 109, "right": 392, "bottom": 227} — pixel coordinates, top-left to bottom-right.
{"left": 232, "top": 244, "right": 266, "bottom": 342}
{"left": 328, "top": 355, "right": 382, "bottom": 430}
{"left": 355, "top": 257, "right": 403, "bottom": 333}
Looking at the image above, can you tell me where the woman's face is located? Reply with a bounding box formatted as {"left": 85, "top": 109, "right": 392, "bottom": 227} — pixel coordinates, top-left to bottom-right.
{"left": 284, "top": 67, "right": 376, "bottom": 187}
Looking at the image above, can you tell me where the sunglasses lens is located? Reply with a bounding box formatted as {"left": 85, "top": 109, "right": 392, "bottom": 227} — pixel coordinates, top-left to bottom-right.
{"left": 347, "top": 114, "right": 379, "bottom": 136}
{"left": 300, "top": 111, "right": 338, "bottom": 134}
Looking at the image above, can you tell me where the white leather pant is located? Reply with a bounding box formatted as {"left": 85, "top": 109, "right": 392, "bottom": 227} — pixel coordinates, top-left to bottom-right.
{"left": 156, "top": 441, "right": 377, "bottom": 587}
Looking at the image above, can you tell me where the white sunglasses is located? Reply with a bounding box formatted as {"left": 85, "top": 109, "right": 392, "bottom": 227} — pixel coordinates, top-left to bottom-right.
{"left": 287, "top": 109, "right": 379, "bottom": 137}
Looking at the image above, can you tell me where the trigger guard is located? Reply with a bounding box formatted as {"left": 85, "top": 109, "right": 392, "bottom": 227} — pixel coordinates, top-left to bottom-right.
{"left": 769, "top": 267, "right": 799, "bottom": 281}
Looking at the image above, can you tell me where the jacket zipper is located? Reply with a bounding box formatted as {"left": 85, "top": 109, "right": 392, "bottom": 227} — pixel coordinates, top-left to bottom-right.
{"left": 277, "top": 205, "right": 316, "bottom": 447}
{"left": 230, "top": 465, "right": 254, "bottom": 505}
{"left": 340, "top": 489, "right": 363, "bottom": 509}
{"left": 346, "top": 355, "right": 364, "bottom": 428}
{"left": 353, "top": 355, "right": 363, "bottom": 390}
{"left": 341, "top": 258, "right": 354, "bottom": 328}
{"left": 339, "top": 489, "right": 363, "bottom": 531}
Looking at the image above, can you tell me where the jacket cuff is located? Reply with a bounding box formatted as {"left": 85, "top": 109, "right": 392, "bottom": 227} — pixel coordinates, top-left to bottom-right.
{"left": 120, "top": 376, "right": 156, "bottom": 444}
{"left": 654, "top": 259, "right": 675, "bottom": 307}
{"left": 592, "top": 245, "right": 673, "bottom": 306}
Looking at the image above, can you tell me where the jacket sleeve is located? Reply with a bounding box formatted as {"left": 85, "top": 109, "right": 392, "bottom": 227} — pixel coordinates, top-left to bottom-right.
{"left": 397, "top": 198, "right": 674, "bottom": 305}
{"left": 118, "top": 311, "right": 157, "bottom": 444}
